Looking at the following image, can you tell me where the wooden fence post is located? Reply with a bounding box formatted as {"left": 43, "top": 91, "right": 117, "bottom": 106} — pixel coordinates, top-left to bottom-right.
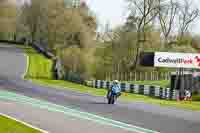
{"left": 157, "top": 71, "right": 159, "bottom": 80}
{"left": 159, "top": 72, "right": 161, "bottom": 80}
{"left": 138, "top": 72, "right": 140, "bottom": 81}
{"left": 165, "top": 72, "right": 167, "bottom": 80}
{"left": 145, "top": 72, "right": 148, "bottom": 80}
{"left": 124, "top": 72, "right": 126, "bottom": 81}
{"left": 134, "top": 71, "right": 137, "bottom": 81}
{"left": 121, "top": 72, "right": 123, "bottom": 81}
{"left": 107, "top": 71, "right": 171, "bottom": 81}
{"left": 130, "top": 72, "right": 132, "bottom": 81}
{"left": 140, "top": 72, "right": 142, "bottom": 81}
{"left": 151, "top": 72, "right": 153, "bottom": 80}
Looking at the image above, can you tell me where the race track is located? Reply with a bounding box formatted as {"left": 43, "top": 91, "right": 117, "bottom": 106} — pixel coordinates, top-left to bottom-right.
{"left": 0, "top": 43, "right": 200, "bottom": 133}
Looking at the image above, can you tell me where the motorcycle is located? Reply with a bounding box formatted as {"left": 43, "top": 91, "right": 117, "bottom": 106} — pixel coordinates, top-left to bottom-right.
{"left": 107, "top": 90, "right": 121, "bottom": 104}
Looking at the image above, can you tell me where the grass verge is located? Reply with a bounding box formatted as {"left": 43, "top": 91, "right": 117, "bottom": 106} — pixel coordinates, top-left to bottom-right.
{"left": 21, "top": 46, "right": 53, "bottom": 79}
{"left": 0, "top": 115, "right": 41, "bottom": 133}
{"left": 33, "top": 79, "right": 200, "bottom": 111}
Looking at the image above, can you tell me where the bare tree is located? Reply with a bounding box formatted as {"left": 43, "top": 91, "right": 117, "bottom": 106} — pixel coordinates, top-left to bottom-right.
{"left": 48, "top": 0, "right": 67, "bottom": 50}
{"left": 101, "top": 22, "right": 122, "bottom": 72}
{"left": 20, "top": 0, "right": 48, "bottom": 43}
{"left": 158, "top": 0, "right": 178, "bottom": 48}
{"left": 178, "top": 0, "right": 199, "bottom": 39}
{"left": 126, "top": 0, "right": 159, "bottom": 69}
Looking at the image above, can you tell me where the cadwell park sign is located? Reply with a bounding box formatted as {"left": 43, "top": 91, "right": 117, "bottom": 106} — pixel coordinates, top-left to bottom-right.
{"left": 154, "top": 52, "right": 200, "bottom": 69}
{"left": 140, "top": 52, "right": 200, "bottom": 69}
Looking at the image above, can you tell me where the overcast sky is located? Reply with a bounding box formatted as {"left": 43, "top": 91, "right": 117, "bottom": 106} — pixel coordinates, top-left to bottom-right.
{"left": 17, "top": 0, "right": 200, "bottom": 34}
{"left": 86, "top": 0, "right": 200, "bottom": 34}
{"left": 86, "top": 0, "right": 127, "bottom": 31}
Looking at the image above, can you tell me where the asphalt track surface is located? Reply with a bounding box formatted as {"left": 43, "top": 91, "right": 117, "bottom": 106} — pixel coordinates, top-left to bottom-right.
{"left": 0, "top": 44, "right": 200, "bottom": 133}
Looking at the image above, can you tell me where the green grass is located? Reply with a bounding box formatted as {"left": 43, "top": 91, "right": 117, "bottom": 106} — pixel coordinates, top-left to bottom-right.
{"left": 127, "top": 80, "right": 170, "bottom": 88}
{"left": 21, "top": 46, "right": 53, "bottom": 79}
{"left": 33, "top": 79, "right": 200, "bottom": 111}
{"left": 34, "top": 79, "right": 107, "bottom": 96}
{"left": 0, "top": 115, "right": 41, "bottom": 133}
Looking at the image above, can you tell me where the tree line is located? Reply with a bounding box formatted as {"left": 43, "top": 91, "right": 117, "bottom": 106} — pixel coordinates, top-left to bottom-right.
{"left": 95, "top": 0, "right": 200, "bottom": 79}
{"left": 0, "top": 0, "right": 200, "bottom": 80}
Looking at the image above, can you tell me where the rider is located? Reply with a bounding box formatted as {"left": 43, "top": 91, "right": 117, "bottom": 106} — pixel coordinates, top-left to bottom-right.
{"left": 107, "top": 80, "right": 122, "bottom": 99}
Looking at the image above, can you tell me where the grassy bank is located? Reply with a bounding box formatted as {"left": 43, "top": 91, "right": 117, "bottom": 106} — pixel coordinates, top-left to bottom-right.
{"left": 22, "top": 46, "right": 53, "bottom": 79}
{"left": 0, "top": 115, "right": 41, "bottom": 133}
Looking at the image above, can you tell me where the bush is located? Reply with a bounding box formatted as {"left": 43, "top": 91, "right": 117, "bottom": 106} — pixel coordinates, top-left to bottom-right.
{"left": 64, "top": 71, "right": 84, "bottom": 84}
{"left": 193, "top": 90, "right": 199, "bottom": 95}
{"left": 61, "top": 48, "right": 95, "bottom": 80}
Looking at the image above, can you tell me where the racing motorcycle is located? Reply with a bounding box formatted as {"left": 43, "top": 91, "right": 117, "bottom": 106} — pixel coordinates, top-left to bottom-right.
{"left": 107, "top": 90, "right": 121, "bottom": 104}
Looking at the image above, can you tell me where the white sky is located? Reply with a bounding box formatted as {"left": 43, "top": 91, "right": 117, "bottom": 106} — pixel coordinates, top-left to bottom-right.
{"left": 86, "top": 0, "right": 200, "bottom": 34}
{"left": 86, "top": 0, "right": 127, "bottom": 31}
{"left": 17, "top": 0, "right": 200, "bottom": 34}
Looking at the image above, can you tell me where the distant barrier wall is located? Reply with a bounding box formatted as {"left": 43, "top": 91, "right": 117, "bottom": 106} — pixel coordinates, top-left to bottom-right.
{"left": 92, "top": 80, "right": 176, "bottom": 100}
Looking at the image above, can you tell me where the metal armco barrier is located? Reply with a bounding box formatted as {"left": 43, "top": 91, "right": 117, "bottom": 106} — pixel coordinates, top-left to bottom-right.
{"left": 92, "top": 80, "right": 176, "bottom": 100}
{"left": 0, "top": 40, "right": 25, "bottom": 45}
{"left": 31, "top": 42, "right": 55, "bottom": 59}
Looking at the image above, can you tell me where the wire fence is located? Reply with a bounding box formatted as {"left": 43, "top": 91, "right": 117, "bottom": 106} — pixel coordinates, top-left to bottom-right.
{"left": 105, "top": 71, "right": 171, "bottom": 81}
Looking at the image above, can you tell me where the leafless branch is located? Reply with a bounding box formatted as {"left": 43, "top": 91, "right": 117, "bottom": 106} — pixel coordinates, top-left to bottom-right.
{"left": 178, "top": 0, "right": 200, "bottom": 37}
{"left": 158, "top": 0, "right": 178, "bottom": 47}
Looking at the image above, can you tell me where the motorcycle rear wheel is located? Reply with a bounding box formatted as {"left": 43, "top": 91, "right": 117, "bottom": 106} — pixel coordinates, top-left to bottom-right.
{"left": 108, "top": 95, "right": 115, "bottom": 104}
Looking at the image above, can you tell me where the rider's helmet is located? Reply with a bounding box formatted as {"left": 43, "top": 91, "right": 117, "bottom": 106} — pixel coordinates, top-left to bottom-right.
{"left": 113, "top": 80, "right": 119, "bottom": 84}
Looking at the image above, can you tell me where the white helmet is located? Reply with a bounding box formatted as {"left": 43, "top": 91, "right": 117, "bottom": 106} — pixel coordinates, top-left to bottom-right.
{"left": 113, "top": 80, "right": 119, "bottom": 84}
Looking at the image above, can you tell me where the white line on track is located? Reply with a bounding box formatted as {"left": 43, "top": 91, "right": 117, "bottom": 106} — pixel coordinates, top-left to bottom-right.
{"left": 22, "top": 53, "right": 29, "bottom": 79}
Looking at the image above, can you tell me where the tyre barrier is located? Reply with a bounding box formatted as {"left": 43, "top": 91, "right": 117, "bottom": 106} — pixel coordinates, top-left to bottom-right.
{"left": 92, "top": 80, "right": 176, "bottom": 100}
{"left": 0, "top": 40, "right": 55, "bottom": 59}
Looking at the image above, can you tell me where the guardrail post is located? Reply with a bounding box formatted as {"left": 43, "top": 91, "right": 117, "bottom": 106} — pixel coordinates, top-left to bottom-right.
{"left": 172, "top": 89, "right": 176, "bottom": 100}
{"left": 139, "top": 85, "right": 144, "bottom": 95}
{"left": 106, "top": 81, "right": 110, "bottom": 89}
{"left": 97, "top": 80, "right": 101, "bottom": 88}
{"left": 130, "top": 84, "right": 134, "bottom": 93}
{"left": 92, "top": 80, "right": 95, "bottom": 88}
{"left": 144, "top": 85, "right": 150, "bottom": 95}
{"left": 134, "top": 85, "right": 139, "bottom": 94}
{"left": 103, "top": 81, "right": 107, "bottom": 89}
{"left": 166, "top": 88, "right": 171, "bottom": 100}
{"left": 125, "top": 83, "right": 130, "bottom": 92}
{"left": 162, "top": 88, "right": 166, "bottom": 99}
{"left": 155, "top": 86, "right": 160, "bottom": 97}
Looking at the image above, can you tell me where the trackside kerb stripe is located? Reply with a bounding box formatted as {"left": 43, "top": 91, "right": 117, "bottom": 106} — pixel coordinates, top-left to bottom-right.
{"left": 0, "top": 90, "right": 160, "bottom": 133}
